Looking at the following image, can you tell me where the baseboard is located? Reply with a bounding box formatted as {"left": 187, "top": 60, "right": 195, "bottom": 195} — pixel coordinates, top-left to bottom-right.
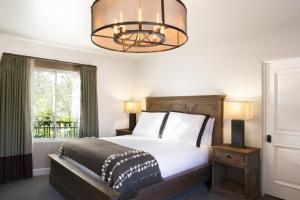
{"left": 33, "top": 168, "right": 50, "bottom": 176}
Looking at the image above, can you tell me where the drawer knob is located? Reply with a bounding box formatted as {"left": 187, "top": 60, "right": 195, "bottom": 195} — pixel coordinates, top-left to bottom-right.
{"left": 226, "top": 155, "right": 232, "bottom": 159}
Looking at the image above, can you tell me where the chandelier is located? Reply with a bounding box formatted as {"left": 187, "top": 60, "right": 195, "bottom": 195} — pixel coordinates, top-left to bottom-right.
{"left": 91, "top": 0, "right": 188, "bottom": 53}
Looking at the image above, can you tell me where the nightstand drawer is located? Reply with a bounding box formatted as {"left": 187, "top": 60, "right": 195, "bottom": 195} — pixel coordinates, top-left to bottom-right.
{"left": 215, "top": 150, "right": 245, "bottom": 165}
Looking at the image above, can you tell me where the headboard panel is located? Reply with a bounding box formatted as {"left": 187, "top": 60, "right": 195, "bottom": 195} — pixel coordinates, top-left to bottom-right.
{"left": 146, "top": 95, "right": 225, "bottom": 145}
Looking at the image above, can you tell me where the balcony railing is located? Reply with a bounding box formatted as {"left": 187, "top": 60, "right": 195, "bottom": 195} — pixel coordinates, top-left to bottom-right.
{"left": 33, "top": 119, "right": 79, "bottom": 138}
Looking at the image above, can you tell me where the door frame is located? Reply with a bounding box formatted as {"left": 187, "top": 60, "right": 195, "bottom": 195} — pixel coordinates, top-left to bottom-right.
{"left": 262, "top": 61, "right": 268, "bottom": 196}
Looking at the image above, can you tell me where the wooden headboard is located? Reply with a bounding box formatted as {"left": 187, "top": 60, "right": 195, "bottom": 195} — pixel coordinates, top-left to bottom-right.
{"left": 146, "top": 95, "right": 225, "bottom": 145}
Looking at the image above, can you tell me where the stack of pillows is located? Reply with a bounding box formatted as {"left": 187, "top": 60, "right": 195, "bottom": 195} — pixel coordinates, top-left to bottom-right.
{"left": 132, "top": 111, "right": 215, "bottom": 147}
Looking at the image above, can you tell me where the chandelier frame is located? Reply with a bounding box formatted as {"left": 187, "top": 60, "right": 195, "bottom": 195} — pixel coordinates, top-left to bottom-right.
{"left": 91, "top": 0, "right": 188, "bottom": 53}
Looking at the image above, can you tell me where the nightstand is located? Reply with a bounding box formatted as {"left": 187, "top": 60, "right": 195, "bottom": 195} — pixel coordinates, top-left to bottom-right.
{"left": 211, "top": 144, "right": 260, "bottom": 200}
{"left": 116, "top": 128, "right": 133, "bottom": 136}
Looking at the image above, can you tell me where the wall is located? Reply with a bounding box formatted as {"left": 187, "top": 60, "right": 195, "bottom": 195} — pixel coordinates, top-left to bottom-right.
{"left": 0, "top": 34, "right": 134, "bottom": 171}
{"left": 132, "top": 25, "right": 300, "bottom": 148}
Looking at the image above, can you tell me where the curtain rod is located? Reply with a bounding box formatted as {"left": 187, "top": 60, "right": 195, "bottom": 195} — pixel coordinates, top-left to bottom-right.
{"left": 2, "top": 52, "right": 95, "bottom": 68}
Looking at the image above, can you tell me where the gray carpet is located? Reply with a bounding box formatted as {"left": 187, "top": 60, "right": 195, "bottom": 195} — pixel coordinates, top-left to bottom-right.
{"left": 0, "top": 176, "right": 64, "bottom": 200}
{"left": 0, "top": 176, "right": 227, "bottom": 200}
{"left": 0, "top": 176, "right": 277, "bottom": 200}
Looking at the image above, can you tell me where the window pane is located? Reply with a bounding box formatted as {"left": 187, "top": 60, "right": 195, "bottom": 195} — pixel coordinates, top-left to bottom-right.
{"left": 32, "top": 69, "right": 80, "bottom": 139}
{"left": 32, "top": 71, "right": 55, "bottom": 138}
{"left": 55, "top": 72, "right": 80, "bottom": 138}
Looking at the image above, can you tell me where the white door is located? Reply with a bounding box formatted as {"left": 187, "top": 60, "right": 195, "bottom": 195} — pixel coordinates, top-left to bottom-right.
{"left": 264, "top": 58, "right": 300, "bottom": 200}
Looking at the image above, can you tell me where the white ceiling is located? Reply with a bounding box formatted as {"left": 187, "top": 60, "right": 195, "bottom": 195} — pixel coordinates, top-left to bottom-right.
{"left": 0, "top": 0, "right": 300, "bottom": 59}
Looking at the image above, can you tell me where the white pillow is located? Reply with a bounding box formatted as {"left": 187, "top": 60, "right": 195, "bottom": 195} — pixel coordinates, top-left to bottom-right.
{"left": 133, "top": 112, "right": 167, "bottom": 138}
{"left": 200, "top": 118, "right": 215, "bottom": 146}
{"left": 162, "top": 112, "right": 206, "bottom": 145}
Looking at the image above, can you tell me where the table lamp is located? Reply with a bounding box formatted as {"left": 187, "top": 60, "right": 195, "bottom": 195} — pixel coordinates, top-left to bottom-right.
{"left": 124, "top": 101, "right": 142, "bottom": 130}
{"left": 224, "top": 101, "right": 254, "bottom": 147}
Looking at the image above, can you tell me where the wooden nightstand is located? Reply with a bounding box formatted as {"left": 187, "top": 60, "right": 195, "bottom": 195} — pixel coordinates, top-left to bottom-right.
{"left": 116, "top": 128, "right": 133, "bottom": 136}
{"left": 211, "top": 144, "right": 260, "bottom": 200}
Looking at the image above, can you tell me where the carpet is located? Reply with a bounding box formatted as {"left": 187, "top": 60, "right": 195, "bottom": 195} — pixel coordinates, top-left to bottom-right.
{"left": 0, "top": 176, "right": 276, "bottom": 200}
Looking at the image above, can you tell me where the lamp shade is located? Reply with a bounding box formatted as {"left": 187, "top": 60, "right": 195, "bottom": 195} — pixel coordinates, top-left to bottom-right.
{"left": 224, "top": 101, "right": 254, "bottom": 120}
{"left": 91, "top": 0, "right": 188, "bottom": 53}
{"left": 124, "top": 101, "right": 142, "bottom": 113}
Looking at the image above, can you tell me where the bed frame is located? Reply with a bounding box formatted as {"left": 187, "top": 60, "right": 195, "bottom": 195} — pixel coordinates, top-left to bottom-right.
{"left": 49, "top": 95, "right": 225, "bottom": 200}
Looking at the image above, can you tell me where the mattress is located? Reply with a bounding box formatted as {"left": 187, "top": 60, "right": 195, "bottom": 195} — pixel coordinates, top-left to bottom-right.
{"left": 64, "top": 135, "right": 211, "bottom": 179}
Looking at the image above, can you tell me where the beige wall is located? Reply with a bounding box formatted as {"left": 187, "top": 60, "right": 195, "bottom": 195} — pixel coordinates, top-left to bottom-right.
{"left": 132, "top": 25, "right": 300, "bottom": 148}
{"left": 32, "top": 141, "right": 63, "bottom": 170}
{"left": 0, "top": 34, "right": 134, "bottom": 171}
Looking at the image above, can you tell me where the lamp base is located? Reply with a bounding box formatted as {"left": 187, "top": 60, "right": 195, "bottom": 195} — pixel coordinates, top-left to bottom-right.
{"left": 231, "top": 120, "right": 245, "bottom": 148}
{"left": 129, "top": 113, "right": 137, "bottom": 131}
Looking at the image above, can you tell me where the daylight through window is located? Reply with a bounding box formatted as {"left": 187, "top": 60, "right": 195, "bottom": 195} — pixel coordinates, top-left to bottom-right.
{"left": 32, "top": 67, "right": 80, "bottom": 139}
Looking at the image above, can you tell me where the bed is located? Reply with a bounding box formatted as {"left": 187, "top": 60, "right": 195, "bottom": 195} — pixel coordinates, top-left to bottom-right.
{"left": 49, "top": 95, "right": 225, "bottom": 200}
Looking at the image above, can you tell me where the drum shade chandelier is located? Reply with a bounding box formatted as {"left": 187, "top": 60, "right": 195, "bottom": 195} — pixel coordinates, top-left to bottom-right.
{"left": 91, "top": 0, "right": 188, "bottom": 53}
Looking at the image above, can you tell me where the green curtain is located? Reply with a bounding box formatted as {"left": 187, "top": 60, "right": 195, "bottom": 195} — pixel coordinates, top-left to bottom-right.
{"left": 79, "top": 65, "right": 99, "bottom": 138}
{"left": 0, "top": 54, "right": 32, "bottom": 183}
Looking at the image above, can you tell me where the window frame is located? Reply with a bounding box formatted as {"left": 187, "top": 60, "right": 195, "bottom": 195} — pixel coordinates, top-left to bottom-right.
{"left": 32, "top": 66, "right": 80, "bottom": 140}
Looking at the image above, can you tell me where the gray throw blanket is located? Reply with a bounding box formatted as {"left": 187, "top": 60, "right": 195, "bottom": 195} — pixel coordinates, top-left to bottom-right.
{"left": 57, "top": 138, "right": 162, "bottom": 200}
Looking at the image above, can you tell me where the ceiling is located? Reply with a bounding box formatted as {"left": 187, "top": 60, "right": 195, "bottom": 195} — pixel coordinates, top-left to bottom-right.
{"left": 0, "top": 0, "right": 300, "bottom": 59}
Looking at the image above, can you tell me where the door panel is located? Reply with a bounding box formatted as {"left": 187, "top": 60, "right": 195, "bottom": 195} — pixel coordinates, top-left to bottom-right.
{"left": 265, "top": 58, "right": 300, "bottom": 200}
{"left": 276, "top": 69, "right": 300, "bottom": 133}
{"left": 274, "top": 145, "right": 300, "bottom": 190}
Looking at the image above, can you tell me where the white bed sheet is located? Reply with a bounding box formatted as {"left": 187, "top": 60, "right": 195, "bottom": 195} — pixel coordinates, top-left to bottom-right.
{"left": 65, "top": 135, "right": 211, "bottom": 179}
{"left": 103, "top": 136, "right": 210, "bottom": 178}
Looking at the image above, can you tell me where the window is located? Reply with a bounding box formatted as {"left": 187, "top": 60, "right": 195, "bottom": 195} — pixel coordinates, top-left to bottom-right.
{"left": 32, "top": 67, "right": 80, "bottom": 139}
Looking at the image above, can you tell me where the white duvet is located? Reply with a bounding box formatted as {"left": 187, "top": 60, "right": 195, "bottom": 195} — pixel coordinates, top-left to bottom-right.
{"left": 65, "top": 135, "right": 210, "bottom": 179}
{"left": 104, "top": 135, "right": 210, "bottom": 178}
